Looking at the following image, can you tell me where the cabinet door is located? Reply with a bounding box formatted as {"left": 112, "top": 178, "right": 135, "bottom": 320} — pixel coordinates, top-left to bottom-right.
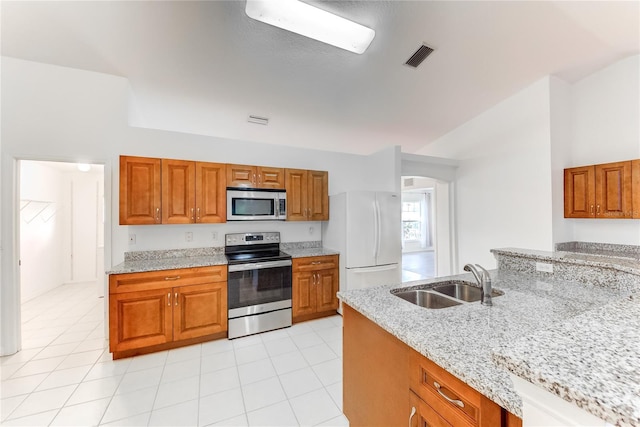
{"left": 173, "top": 282, "right": 227, "bottom": 341}
{"left": 292, "top": 271, "right": 316, "bottom": 319}
{"left": 315, "top": 268, "right": 339, "bottom": 314}
{"left": 307, "top": 170, "right": 329, "bottom": 221}
{"left": 226, "top": 164, "right": 256, "bottom": 188}
{"left": 162, "top": 159, "right": 196, "bottom": 224}
{"left": 633, "top": 160, "right": 640, "bottom": 219}
{"left": 119, "top": 156, "right": 162, "bottom": 224}
{"left": 109, "top": 289, "right": 173, "bottom": 352}
{"left": 409, "top": 391, "right": 453, "bottom": 427}
{"left": 285, "top": 169, "right": 308, "bottom": 221}
{"left": 196, "top": 162, "right": 226, "bottom": 223}
{"left": 595, "top": 161, "right": 632, "bottom": 218}
{"left": 564, "top": 166, "right": 595, "bottom": 218}
{"left": 257, "top": 166, "right": 285, "bottom": 189}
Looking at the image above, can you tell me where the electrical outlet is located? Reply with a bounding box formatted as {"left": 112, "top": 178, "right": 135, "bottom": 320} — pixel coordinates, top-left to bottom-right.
{"left": 308, "top": 226, "right": 314, "bottom": 235}
{"left": 128, "top": 234, "right": 136, "bottom": 244}
{"left": 212, "top": 231, "right": 218, "bottom": 241}
{"left": 185, "top": 232, "right": 193, "bottom": 242}
{"left": 536, "top": 262, "right": 553, "bottom": 273}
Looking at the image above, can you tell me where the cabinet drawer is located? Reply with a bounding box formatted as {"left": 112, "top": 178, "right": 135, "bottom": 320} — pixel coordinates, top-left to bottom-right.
{"left": 110, "top": 266, "right": 227, "bottom": 294}
{"left": 292, "top": 255, "right": 338, "bottom": 272}
{"left": 410, "top": 390, "right": 452, "bottom": 427}
{"left": 410, "top": 350, "right": 501, "bottom": 427}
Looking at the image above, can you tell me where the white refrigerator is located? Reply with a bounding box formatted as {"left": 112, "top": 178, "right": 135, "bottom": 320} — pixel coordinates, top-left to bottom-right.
{"left": 322, "top": 191, "right": 402, "bottom": 296}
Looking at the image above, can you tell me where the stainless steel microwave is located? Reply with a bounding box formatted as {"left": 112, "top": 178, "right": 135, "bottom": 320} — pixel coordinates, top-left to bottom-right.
{"left": 227, "top": 189, "right": 286, "bottom": 221}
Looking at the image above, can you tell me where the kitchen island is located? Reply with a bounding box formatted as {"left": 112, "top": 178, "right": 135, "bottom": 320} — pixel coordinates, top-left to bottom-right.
{"left": 338, "top": 245, "right": 640, "bottom": 426}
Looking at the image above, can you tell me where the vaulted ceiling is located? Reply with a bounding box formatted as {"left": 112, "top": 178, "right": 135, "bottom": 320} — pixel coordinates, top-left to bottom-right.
{"left": 3, "top": 1, "right": 639, "bottom": 155}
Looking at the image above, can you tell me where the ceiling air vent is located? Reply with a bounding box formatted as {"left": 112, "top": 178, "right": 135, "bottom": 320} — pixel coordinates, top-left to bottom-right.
{"left": 405, "top": 44, "right": 434, "bottom": 68}
{"left": 248, "top": 115, "right": 269, "bottom": 126}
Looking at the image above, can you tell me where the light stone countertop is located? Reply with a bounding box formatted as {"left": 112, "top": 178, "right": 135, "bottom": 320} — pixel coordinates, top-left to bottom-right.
{"left": 107, "top": 245, "right": 339, "bottom": 274}
{"left": 283, "top": 247, "right": 340, "bottom": 258}
{"left": 107, "top": 254, "right": 228, "bottom": 274}
{"left": 493, "top": 295, "right": 640, "bottom": 427}
{"left": 337, "top": 269, "right": 630, "bottom": 419}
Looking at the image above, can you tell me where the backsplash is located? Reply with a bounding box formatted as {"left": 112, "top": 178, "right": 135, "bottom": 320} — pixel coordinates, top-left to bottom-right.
{"left": 491, "top": 245, "right": 640, "bottom": 293}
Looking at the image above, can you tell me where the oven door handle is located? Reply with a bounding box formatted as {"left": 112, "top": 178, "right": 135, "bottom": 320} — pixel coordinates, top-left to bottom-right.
{"left": 228, "top": 259, "right": 292, "bottom": 272}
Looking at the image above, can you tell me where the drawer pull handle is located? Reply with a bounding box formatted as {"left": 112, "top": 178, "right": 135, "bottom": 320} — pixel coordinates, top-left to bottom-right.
{"left": 409, "top": 406, "right": 416, "bottom": 427}
{"left": 311, "top": 261, "right": 322, "bottom": 265}
{"left": 433, "top": 381, "right": 464, "bottom": 408}
{"left": 164, "top": 276, "right": 181, "bottom": 281}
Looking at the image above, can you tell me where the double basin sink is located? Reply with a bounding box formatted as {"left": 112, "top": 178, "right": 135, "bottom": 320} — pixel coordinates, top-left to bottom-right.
{"left": 391, "top": 281, "right": 503, "bottom": 309}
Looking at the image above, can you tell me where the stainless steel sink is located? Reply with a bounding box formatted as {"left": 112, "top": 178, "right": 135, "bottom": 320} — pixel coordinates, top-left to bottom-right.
{"left": 393, "top": 290, "right": 462, "bottom": 309}
{"left": 392, "top": 281, "right": 503, "bottom": 309}
{"left": 432, "top": 281, "right": 503, "bottom": 302}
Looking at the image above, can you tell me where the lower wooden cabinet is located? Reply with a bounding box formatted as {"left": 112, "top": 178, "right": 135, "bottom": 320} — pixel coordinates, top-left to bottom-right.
{"left": 109, "top": 266, "right": 227, "bottom": 358}
{"left": 343, "top": 304, "right": 522, "bottom": 427}
{"left": 410, "top": 391, "right": 452, "bottom": 427}
{"left": 292, "top": 255, "right": 339, "bottom": 323}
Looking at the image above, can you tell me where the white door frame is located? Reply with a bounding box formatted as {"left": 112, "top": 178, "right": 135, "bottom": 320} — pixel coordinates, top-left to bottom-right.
{"left": 0, "top": 155, "right": 112, "bottom": 356}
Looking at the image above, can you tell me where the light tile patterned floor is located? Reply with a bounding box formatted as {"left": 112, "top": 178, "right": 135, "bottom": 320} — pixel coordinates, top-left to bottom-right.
{"left": 1, "top": 283, "right": 348, "bottom": 426}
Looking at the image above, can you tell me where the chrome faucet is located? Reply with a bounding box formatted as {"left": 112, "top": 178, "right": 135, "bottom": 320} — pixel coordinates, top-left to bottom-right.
{"left": 463, "top": 264, "right": 493, "bottom": 306}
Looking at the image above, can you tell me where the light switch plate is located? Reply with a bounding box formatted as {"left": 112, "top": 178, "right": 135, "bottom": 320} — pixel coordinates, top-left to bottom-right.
{"left": 536, "top": 262, "right": 553, "bottom": 273}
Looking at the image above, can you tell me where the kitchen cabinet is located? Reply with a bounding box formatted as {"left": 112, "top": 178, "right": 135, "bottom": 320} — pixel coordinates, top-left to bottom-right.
{"left": 109, "top": 266, "right": 227, "bottom": 358}
{"left": 162, "top": 160, "right": 226, "bottom": 224}
{"left": 285, "top": 169, "right": 329, "bottom": 221}
{"left": 226, "top": 164, "right": 285, "bottom": 189}
{"left": 564, "top": 160, "right": 633, "bottom": 219}
{"left": 119, "top": 155, "right": 162, "bottom": 224}
{"left": 632, "top": 159, "right": 640, "bottom": 219}
{"left": 343, "top": 304, "right": 521, "bottom": 427}
{"left": 292, "top": 255, "right": 339, "bottom": 323}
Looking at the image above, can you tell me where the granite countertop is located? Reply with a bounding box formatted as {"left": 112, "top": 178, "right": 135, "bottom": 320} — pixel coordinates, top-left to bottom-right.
{"left": 493, "top": 295, "right": 640, "bottom": 427}
{"left": 337, "top": 269, "right": 629, "bottom": 419}
{"left": 492, "top": 247, "right": 640, "bottom": 276}
{"left": 107, "top": 244, "right": 339, "bottom": 274}
{"left": 283, "top": 247, "right": 339, "bottom": 258}
{"left": 107, "top": 254, "right": 228, "bottom": 274}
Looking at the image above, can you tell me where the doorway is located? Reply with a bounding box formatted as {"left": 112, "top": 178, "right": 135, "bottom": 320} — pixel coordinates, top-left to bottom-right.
{"left": 401, "top": 176, "right": 453, "bottom": 281}
{"left": 19, "top": 160, "right": 105, "bottom": 349}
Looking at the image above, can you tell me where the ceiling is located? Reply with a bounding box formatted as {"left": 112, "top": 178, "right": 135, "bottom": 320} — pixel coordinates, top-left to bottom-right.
{"left": 2, "top": 1, "right": 639, "bottom": 155}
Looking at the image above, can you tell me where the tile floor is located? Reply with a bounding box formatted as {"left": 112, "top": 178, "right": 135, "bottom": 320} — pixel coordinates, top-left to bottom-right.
{"left": 1, "top": 283, "right": 348, "bottom": 426}
{"left": 401, "top": 251, "right": 435, "bottom": 282}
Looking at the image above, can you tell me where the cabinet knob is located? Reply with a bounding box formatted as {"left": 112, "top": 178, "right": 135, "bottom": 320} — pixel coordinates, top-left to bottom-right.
{"left": 156, "top": 207, "right": 161, "bottom": 222}
{"left": 196, "top": 207, "right": 200, "bottom": 221}
{"left": 191, "top": 208, "right": 195, "bottom": 221}
{"left": 175, "top": 292, "right": 178, "bottom": 306}
{"left": 167, "top": 292, "right": 171, "bottom": 306}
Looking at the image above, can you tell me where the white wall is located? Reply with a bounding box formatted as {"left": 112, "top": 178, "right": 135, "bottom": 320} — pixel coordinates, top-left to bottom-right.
{"left": 19, "top": 162, "right": 65, "bottom": 302}
{"left": 567, "top": 55, "right": 640, "bottom": 244}
{"left": 418, "top": 77, "right": 555, "bottom": 270}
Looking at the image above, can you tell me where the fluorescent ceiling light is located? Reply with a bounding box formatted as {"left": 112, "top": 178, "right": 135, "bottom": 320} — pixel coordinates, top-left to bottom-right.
{"left": 245, "top": 0, "right": 375, "bottom": 54}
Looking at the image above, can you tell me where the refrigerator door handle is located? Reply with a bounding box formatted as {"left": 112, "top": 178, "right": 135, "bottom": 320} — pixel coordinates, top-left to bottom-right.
{"left": 373, "top": 200, "right": 379, "bottom": 260}
{"left": 374, "top": 198, "right": 382, "bottom": 262}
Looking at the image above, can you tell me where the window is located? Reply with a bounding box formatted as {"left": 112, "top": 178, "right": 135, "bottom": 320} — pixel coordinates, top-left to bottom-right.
{"left": 402, "top": 200, "right": 421, "bottom": 241}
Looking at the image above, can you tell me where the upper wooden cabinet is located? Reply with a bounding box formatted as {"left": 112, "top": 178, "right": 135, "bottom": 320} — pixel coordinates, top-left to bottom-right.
{"left": 226, "top": 164, "right": 285, "bottom": 189}
{"left": 564, "top": 160, "right": 636, "bottom": 219}
{"left": 120, "top": 156, "right": 226, "bottom": 225}
{"left": 162, "top": 159, "right": 196, "bottom": 224}
{"left": 162, "top": 160, "right": 227, "bottom": 224}
{"left": 120, "top": 156, "right": 162, "bottom": 225}
{"left": 285, "top": 169, "right": 329, "bottom": 221}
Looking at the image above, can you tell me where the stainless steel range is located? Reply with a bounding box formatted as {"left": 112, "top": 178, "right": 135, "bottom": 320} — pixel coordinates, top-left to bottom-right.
{"left": 225, "top": 232, "right": 292, "bottom": 339}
